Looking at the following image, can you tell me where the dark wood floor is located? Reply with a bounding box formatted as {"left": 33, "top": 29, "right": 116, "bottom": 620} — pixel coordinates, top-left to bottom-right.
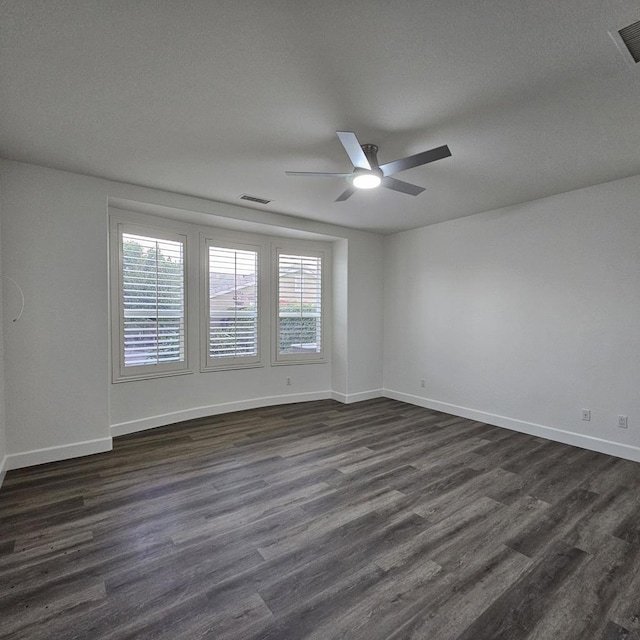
{"left": 2, "top": 398, "right": 640, "bottom": 639}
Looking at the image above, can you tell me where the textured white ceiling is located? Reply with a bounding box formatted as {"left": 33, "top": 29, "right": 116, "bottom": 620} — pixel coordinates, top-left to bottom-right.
{"left": 1, "top": 1, "right": 640, "bottom": 233}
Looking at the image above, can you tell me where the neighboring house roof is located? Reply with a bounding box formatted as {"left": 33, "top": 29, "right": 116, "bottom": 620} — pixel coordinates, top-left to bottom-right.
{"left": 210, "top": 279, "right": 257, "bottom": 299}
{"left": 209, "top": 267, "right": 320, "bottom": 300}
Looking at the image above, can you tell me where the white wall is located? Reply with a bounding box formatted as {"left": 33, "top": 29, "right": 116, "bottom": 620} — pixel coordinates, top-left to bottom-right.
{"left": 0, "top": 177, "right": 7, "bottom": 482}
{"left": 331, "top": 239, "right": 348, "bottom": 399}
{"left": 346, "top": 233, "right": 384, "bottom": 400}
{"left": 0, "top": 163, "right": 112, "bottom": 467}
{"left": 0, "top": 160, "right": 384, "bottom": 470}
{"left": 331, "top": 233, "right": 385, "bottom": 403}
{"left": 384, "top": 174, "right": 640, "bottom": 461}
{"left": 3, "top": 157, "right": 640, "bottom": 474}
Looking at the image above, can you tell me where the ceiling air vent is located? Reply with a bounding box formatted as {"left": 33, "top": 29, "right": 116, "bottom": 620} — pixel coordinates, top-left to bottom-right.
{"left": 609, "top": 19, "right": 640, "bottom": 67}
{"left": 619, "top": 20, "right": 640, "bottom": 62}
{"left": 239, "top": 194, "right": 271, "bottom": 205}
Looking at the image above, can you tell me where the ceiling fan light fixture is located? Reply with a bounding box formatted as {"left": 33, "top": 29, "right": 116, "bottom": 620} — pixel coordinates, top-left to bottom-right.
{"left": 352, "top": 173, "right": 381, "bottom": 189}
{"left": 350, "top": 168, "right": 382, "bottom": 189}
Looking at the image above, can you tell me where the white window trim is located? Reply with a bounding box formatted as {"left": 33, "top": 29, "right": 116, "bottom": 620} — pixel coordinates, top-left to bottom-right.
{"left": 272, "top": 245, "right": 327, "bottom": 365}
{"left": 200, "top": 235, "right": 263, "bottom": 371}
{"left": 110, "top": 219, "right": 191, "bottom": 383}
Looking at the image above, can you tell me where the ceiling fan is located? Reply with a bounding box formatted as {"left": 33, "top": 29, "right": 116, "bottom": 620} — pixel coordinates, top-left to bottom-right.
{"left": 286, "top": 131, "right": 451, "bottom": 202}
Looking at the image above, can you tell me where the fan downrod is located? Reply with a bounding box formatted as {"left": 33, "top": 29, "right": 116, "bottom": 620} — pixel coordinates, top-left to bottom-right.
{"left": 361, "top": 144, "right": 379, "bottom": 168}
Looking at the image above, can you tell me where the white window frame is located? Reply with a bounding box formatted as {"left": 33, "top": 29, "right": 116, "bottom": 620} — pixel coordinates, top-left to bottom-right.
{"left": 273, "top": 246, "right": 326, "bottom": 365}
{"left": 110, "top": 220, "right": 190, "bottom": 382}
{"left": 201, "top": 235, "right": 262, "bottom": 371}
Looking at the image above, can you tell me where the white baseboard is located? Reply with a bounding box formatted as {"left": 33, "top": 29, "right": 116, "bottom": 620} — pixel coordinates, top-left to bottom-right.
{"left": 384, "top": 389, "right": 640, "bottom": 463}
{"left": 4, "top": 437, "right": 113, "bottom": 472}
{"left": 331, "top": 389, "right": 383, "bottom": 404}
{"left": 110, "top": 391, "right": 334, "bottom": 437}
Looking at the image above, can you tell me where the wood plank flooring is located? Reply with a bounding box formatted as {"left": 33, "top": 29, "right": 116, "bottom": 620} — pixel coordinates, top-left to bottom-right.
{"left": 2, "top": 398, "right": 640, "bottom": 639}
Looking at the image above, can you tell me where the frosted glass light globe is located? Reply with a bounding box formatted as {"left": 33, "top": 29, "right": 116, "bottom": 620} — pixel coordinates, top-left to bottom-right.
{"left": 352, "top": 172, "right": 381, "bottom": 189}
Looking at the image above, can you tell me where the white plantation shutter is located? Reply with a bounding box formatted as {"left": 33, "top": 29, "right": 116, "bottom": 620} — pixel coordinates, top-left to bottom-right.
{"left": 112, "top": 218, "right": 331, "bottom": 381}
{"left": 205, "top": 242, "right": 259, "bottom": 368}
{"left": 277, "top": 251, "right": 323, "bottom": 360}
{"left": 118, "top": 229, "right": 187, "bottom": 378}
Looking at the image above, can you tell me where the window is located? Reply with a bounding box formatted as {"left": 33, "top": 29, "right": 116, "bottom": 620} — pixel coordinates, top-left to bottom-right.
{"left": 203, "top": 239, "right": 260, "bottom": 370}
{"left": 110, "top": 212, "right": 330, "bottom": 381}
{"left": 112, "top": 223, "right": 188, "bottom": 381}
{"left": 275, "top": 249, "right": 324, "bottom": 363}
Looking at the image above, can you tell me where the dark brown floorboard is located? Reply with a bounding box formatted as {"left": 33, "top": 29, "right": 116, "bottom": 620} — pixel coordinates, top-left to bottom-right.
{"left": 2, "top": 398, "right": 640, "bottom": 639}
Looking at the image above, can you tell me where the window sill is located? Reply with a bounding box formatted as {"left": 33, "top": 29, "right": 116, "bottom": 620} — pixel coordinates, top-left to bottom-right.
{"left": 112, "top": 369, "right": 193, "bottom": 384}
{"left": 271, "top": 358, "right": 327, "bottom": 366}
{"left": 201, "top": 362, "right": 264, "bottom": 373}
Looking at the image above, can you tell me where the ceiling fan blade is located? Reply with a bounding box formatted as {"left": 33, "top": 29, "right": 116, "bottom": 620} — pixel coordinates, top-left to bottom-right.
{"left": 336, "top": 131, "right": 371, "bottom": 170}
{"left": 286, "top": 171, "right": 350, "bottom": 178}
{"left": 381, "top": 176, "right": 425, "bottom": 196}
{"left": 335, "top": 187, "right": 356, "bottom": 202}
{"left": 379, "top": 144, "right": 451, "bottom": 177}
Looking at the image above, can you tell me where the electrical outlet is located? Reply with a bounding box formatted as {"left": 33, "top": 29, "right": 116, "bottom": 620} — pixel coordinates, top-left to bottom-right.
{"left": 581, "top": 409, "right": 591, "bottom": 421}
{"left": 618, "top": 415, "right": 628, "bottom": 428}
{"left": 286, "top": 377, "right": 291, "bottom": 386}
{"left": 420, "top": 379, "right": 426, "bottom": 388}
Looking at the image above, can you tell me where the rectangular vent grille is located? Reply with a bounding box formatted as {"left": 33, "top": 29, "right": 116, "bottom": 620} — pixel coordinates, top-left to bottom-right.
{"left": 239, "top": 194, "right": 271, "bottom": 205}
{"left": 619, "top": 20, "right": 640, "bottom": 63}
